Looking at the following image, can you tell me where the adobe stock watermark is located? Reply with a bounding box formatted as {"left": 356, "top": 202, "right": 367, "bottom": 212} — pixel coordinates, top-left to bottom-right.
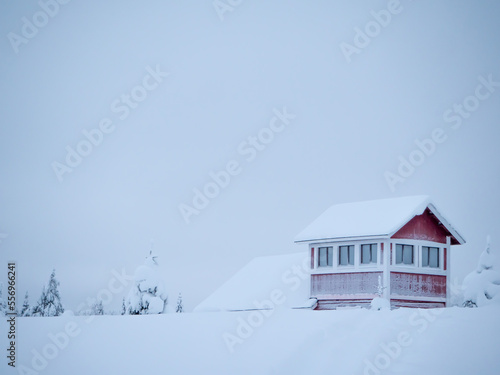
{"left": 385, "top": 73, "right": 499, "bottom": 192}
{"left": 340, "top": 0, "right": 410, "bottom": 63}
{"left": 51, "top": 65, "right": 169, "bottom": 183}
{"left": 222, "top": 256, "right": 309, "bottom": 353}
{"left": 363, "top": 307, "right": 445, "bottom": 374}
{"left": 7, "top": 0, "right": 72, "bottom": 54}
{"left": 213, "top": 0, "right": 243, "bottom": 22}
{"left": 178, "top": 107, "right": 296, "bottom": 224}
{"left": 17, "top": 268, "right": 133, "bottom": 375}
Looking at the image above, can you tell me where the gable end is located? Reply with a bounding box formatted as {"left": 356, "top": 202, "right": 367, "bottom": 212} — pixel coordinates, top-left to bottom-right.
{"left": 391, "top": 208, "right": 460, "bottom": 244}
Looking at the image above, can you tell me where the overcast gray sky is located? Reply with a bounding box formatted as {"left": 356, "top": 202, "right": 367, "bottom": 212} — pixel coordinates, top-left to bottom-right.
{"left": 1, "top": 0, "right": 499, "bottom": 312}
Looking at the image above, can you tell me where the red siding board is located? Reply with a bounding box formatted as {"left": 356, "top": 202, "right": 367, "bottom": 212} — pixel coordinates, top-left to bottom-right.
{"left": 391, "top": 299, "right": 445, "bottom": 309}
{"left": 390, "top": 272, "right": 446, "bottom": 298}
{"left": 311, "top": 272, "right": 382, "bottom": 297}
{"left": 391, "top": 208, "right": 458, "bottom": 244}
{"left": 317, "top": 299, "right": 445, "bottom": 310}
{"left": 315, "top": 299, "right": 373, "bottom": 310}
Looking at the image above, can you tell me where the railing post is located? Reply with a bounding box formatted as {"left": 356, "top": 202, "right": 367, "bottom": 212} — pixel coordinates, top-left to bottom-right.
{"left": 446, "top": 236, "right": 451, "bottom": 307}
{"left": 383, "top": 241, "right": 391, "bottom": 301}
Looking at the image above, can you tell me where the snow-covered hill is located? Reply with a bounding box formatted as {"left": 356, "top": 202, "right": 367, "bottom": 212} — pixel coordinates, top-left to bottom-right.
{"left": 3, "top": 305, "right": 500, "bottom": 374}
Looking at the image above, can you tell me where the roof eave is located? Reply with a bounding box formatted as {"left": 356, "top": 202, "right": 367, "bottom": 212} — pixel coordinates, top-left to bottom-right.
{"left": 427, "top": 204, "right": 466, "bottom": 245}
{"left": 294, "top": 234, "right": 391, "bottom": 244}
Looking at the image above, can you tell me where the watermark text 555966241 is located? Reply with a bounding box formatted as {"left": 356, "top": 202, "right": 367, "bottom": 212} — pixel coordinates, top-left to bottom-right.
{"left": 6, "top": 262, "right": 17, "bottom": 368}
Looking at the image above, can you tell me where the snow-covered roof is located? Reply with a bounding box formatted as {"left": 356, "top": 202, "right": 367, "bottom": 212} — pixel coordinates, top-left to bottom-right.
{"left": 295, "top": 195, "right": 465, "bottom": 244}
{"left": 194, "top": 252, "right": 313, "bottom": 312}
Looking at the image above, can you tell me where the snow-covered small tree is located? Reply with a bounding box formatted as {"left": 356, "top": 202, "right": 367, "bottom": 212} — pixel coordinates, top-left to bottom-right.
{"left": 370, "top": 275, "right": 390, "bottom": 310}
{"left": 0, "top": 283, "right": 7, "bottom": 316}
{"left": 90, "top": 299, "right": 104, "bottom": 315}
{"left": 21, "top": 291, "right": 31, "bottom": 317}
{"left": 176, "top": 293, "right": 183, "bottom": 313}
{"left": 121, "top": 298, "right": 127, "bottom": 315}
{"left": 126, "top": 250, "right": 168, "bottom": 314}
{"left": 32, "top": 269, "right": 65, "bottom": 317}
{"left": 463, "top": 236, "right": 500, "bottom": 307}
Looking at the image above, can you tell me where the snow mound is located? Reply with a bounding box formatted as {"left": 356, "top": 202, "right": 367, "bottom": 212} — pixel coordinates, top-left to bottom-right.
{"left": 370, "top": 297, "right": 390, "bottom": 310}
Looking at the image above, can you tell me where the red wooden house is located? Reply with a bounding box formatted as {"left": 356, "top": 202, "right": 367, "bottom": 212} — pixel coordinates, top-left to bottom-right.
{"left": 295, "top": 196, "right": 465, "bottom": 309}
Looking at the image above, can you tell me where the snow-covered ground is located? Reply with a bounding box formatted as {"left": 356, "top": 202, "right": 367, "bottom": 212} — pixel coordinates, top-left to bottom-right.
{"left": 3, "top": 305, "right": 500, "bottom": 375}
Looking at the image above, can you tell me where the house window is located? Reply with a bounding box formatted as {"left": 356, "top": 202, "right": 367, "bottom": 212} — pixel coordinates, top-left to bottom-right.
{"left": 396, "top": 244, "right": 414, "bottom": 265}
{"left": 422, "top": 246, "right": 439, "bottom": 268}
{"left": 338, "top": 245, "right": 354, "bottom": 266}
{"left": 318, "top": 247, "right": 333, "bottom": 267}
{"left": 361, "top": 244, "right": 377, "bottom": 264}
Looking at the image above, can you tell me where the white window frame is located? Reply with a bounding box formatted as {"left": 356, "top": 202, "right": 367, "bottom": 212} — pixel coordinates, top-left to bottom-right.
{"left": 338, "top": 245, "right": 355, "bottom": 266}
{"left": 395, "top": 243, "right": 415, "bottom": 266}
{"left": 421, "top": 245, "right": 440, "bottom": 269}
{"left": 360, "top": 243, "right": 378, "bottom": 265}
{"left": 318, "top": 246, "right": 333, "bottom": 267}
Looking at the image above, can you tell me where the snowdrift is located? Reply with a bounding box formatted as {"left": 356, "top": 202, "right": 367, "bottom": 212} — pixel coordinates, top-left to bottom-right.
{"left": 3, "top": 306, "right": 500, "bottom": 375}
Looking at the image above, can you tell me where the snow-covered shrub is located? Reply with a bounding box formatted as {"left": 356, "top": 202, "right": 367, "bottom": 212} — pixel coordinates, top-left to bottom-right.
{"left": 463, "top": 236, "right": 500, "bottom": 307}
{"left": 126, "top": 251, "right": 168, "bottom": 314}
{"left": 370, "top": 297, "right": 391, "bottom": 310}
